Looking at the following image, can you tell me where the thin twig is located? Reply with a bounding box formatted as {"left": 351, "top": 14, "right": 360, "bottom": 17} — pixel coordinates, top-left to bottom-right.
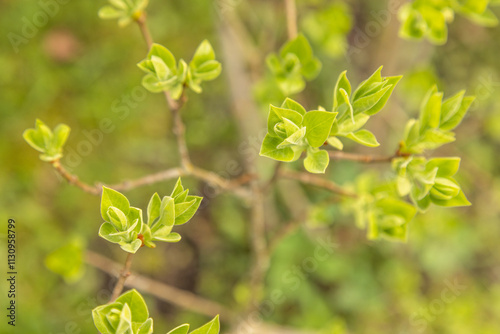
{"left": 285, "top": 0, "right": 298, "bottom": 40}
{"left": 136, "top": 12, "right": 153, "bottom": 49}
{"left": 86, "top": 250, "right": 234, "bottom": 320}
{"left": 109, "top": 252, "right": 135, "bottom": 302}
{"left": 328, "top": 150, "right": 406, "bottom": 163}
{"left": 279, "top": 169, "right": 357, "bottom": 197}
{"left": 51, "top": 160, "right": 100, "bottom": 195}
{"left": 107, "top": 167, "right": 184, "bottom": 192}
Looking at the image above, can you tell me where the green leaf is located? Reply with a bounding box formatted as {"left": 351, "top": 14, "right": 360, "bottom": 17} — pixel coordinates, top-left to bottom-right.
{"left": 115, "top": 289, "right": 149, "bottom": 323}
{"left": 44, "top": 238, "right": 84, "bottom": 283}
{"left": 440, "top": 95, "right": 474, "bottom": 131}
{"left": 147, "top": 193, "right": 161, "bottom": 226}
{"left": 155, "top": 232, "right": 182, "bottom": 243}
{"left": 345, "top": 129, "right": 380, "bottom": 147}
{"left": 280, "top": 34, "right": 313, "bottom": 64}
{"left": 431, "top": 190, "right": 471, "bottom": 207}
{"left": 190, "top": 315, "right": 220, "bottom": 334}
{"left": 363, "top": 76, "right": 402, "bottom": 116}
{"left": 281, "top": 98, "right": 306, "bottom": 116}
{"left": 23, "top": 128, "right": 46, "bottom": 152}
{"left": 171, "top": 178, "right": 184, "bottom": 198}
{"left": 326, "top": 136, "right": 343, "bottom": 150}
{"left": 260, "top": 134, "right": 295, "bottom": 162}
{"left": 52, "top": 124, "right": 71, "bottom": 150}
{"left": 419, "top": 87, "right": 443, "bottom": 133}
{"left": 157, "top": 196, "right": 175, "bottom": 227}
{"left": 303, "top": 110, "right": 337, "bottom": 147}
{"left": 99, "top": 222, "right": 122, "bottom": 243}
{"left": 98, "top": 5, "right": 123, "bottom": 19}
{"left": 167, "top": 324, "right": 190, "bottom": 334}
{"left": 335, "top": 113, "right": 370, "bottom": 134}
{"left": 107, "top": 206, "right": 129, "bottom": 231}
{"left": 352, "top": 66, "right": 383, "bottom": 100}
{"left": 191, "top": 40, "right": 216, "bottom": 68}
{"left": 304, "top": 149, "right": 329, "bottom": 174}
{"left": 137, "top": 318, "right": 154, "bottom": 334}
{"left": 333, "top": 70, "right": 351, "bottom": 109}
{"left": 101, "top": 187, "right": 130, "bottom": 222}
{"left": 426, "top": 157, "right": 460, "bottom": 177}
{"left": 339, "top": 88, "right": 354, "bottom": 122}
{"left": 352, "top": 85, "right": 392, "bottom": 114}
{"left": 120, "top": 239, "right": 142, "bottom": 253}
{"left": 148, "top": 43, "right": 176, "bottom": 71}
{"left": 175, "top": 196, "right": 202, "bottom": 225}
{"left": 268, "top": 105, "right": 304, "bottom": 133}
{"left": 151, "top": 55, "right": 170, "bottom": 80}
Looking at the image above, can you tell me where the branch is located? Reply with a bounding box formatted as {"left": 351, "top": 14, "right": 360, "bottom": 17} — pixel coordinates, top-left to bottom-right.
{"left": 328, "top": 150, "right": 406, "bottom": 163}
{"left": 51, "top": 160, "right": 100, "bottom": 195}
{"left": 109, "top": 252, "right": 134, "bottom": 302}
{"left": 86, "top": 250, "right": 234, "bottom": 321}
{"left": 279, "top": 169, "right": 357, "bottom": 197}
{"left": 285, "top": 0, "right": 298, "bottom": 40}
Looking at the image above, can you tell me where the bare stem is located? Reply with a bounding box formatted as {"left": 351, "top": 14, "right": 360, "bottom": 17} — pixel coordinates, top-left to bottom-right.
{"left": 86, "top": 250, "right": 234, "bottom": 320}
{"left": 109, "top": 252, "right": 135, "bottom": 302}
{"left": 51, "top": 160, "right": 100, "bottom": 195}
{"left": 136, "top": 12, "right": 153, "bottom": 48}
{"left": 328, "top": 150, "right": 406, "bottom": 163}
{"left": 285, "top": 0, "right": 298, "bottom": 40}
{"left": 280, "top": 169, "right": 357, "bottom": 198}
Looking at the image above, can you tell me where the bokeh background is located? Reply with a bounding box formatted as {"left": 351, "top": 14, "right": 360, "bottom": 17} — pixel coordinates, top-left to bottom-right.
{"left": 1, "top": 0, "right": 500, "bottom": 333}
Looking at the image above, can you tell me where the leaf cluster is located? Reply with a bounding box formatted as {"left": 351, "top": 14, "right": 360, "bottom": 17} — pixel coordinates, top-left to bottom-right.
{"left": 138, "top": 41, "right": 222, "bottom": 99}
{"left": 93, "top": 289, "right": 220, "bottom": 334}
{"left": 266, "top": 34, "right": 322, "bottom": 96}
{"left": 23, "top": 119, "right": 70, "bottom": 162}
{"left": 99, "top": 178, "right": 202, "bottom": 253}
{"left": 398, "top": 0, "right": 500, "bottom": 45}
{"left": 98, "top": 0, "right": 149, "bottom": 27}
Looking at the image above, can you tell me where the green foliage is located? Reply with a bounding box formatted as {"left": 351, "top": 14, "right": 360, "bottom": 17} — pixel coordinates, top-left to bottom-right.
{"left": 302, "top": 3, "right": 353, "bottom": 58}
{"left": 93, "top": 289, "right": 219, "bottom": 334}
{"left": 137, "top": 40, "right": 221, "bottom": 99}
{"left": 399, "top": 86, "right": 474, "bottom": 154}
{"left": 398, "top": 0, "right": 500, "bottom": 44}
{"left": 44, "top": 238, "right": 85, "bottom": 283}
{"left": 328, "top": 67, "right": 401, "bottom": 150}
{"left": 98, "top": 0, "right": 149, "bottom": 27}
{"left": 92, "top": 289, "right": 153, "bottom": 334}
{"left": 176, "top": 315, "right": 220, "bottom": 334}
{"left": 259, "top": 98, "right": 337, "bottom": 173}
{"left": 266, "top": 34, "right": 322, "bottom": 96}
{"left": 393, "top": 157, "right": 471, "bottom": 211}
{"left": 98, "top": 179, "right": 202, "bottom": 253}
{"left": 23, "top": 119, "right": 70, "bottom": 162}
{"left": 347, "top": 174, "right": 417, "bottom": 242}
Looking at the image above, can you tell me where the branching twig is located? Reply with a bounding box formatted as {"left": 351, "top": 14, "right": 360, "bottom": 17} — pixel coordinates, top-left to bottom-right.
{"left": 285, "top": 0, "right": 298, "bottom": 40}
{"left": 279, "top": 169, "right": 357, "bottom": 197}
{"left": 86, "top": 250, "right": 234, "bottom": 320}
{"left": 109, "top": 252, "right": 135, "bottom": 302}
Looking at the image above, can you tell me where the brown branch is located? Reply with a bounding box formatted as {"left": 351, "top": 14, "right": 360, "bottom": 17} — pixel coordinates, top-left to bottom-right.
{"left": 51, "top": 160, "right": 100, "bottom": 195}
{"left": 86, "top": 250, "right": 234, "bottom": 321}
{"left": 285, "top": 0, "right": 298, "bottom": 40}
{"left": 109, "top": 252, "right": 134, "bottom": 302}
{"left": 107, "top": 167, "right": 184, "bottom": 192}
{"left": 279, "top": 169, "right": 357, "bottom": 197}
{"left": 328, "top": 150, "right": 405, "bottom": 163}
{"left": 136, "top": 12, "right": 153, "bottom": 49}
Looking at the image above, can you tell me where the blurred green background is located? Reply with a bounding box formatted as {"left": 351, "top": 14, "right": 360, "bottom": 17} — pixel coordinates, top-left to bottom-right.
{"left": 1, "top": 0, "right": 500, "bottom": 333}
